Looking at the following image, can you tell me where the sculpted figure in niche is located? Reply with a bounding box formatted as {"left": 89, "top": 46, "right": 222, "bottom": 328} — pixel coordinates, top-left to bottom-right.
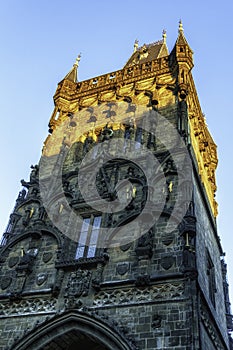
{"left": 100, "top": 124, "right": 114, "bottom": 142}
{"left": 74, "top": 142, "right": 83, "bottom": 163}
{"left": 16, "top": 189, "right": 26, "bottom": 203}
{"left": 137, "top": 228, "right": 153, "bottom": 248}
{"left": 135, "top": 227, "right": 154, "bottom": 259}
{"left": 83, "top": 133, "right": 94, "bottom": 154}
{"left": 30, "top": 165, "right": 39, "bottom": 183}
{"left": 17, "top": 246, "right": 38, "bottom": 272}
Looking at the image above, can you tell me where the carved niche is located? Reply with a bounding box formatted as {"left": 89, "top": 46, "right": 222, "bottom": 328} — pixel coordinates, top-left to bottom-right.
{"left": 135, "top": 228, "right": 154, "bottom": 259}
{"left": 0, "top": 235, "right": 41, "bottom": 297}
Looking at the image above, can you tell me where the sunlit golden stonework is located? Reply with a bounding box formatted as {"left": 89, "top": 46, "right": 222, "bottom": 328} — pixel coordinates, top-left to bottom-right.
{"left": 45, "top": 25, "right": 217, "bottom": 217}
{"left": 1, "top": 23, "right": 233, "bottom": 350}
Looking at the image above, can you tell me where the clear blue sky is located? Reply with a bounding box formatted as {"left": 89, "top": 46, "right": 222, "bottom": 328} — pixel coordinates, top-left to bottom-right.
{"left": 0, "top": 0, "right": 233, "bottom": 301}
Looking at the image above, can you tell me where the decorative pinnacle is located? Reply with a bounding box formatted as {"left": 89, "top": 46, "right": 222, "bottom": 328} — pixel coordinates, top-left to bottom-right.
{"left": 162, "top": 29, "right": 167, "bottom": 43}
{"left": 134, "top": 39, "right": 139, "bottom": 52}
{"left": 73, "top": 53, "right": 81, "bottom": 67}
{"left": 179, "top": 19, "right": 184, "bottom": 33}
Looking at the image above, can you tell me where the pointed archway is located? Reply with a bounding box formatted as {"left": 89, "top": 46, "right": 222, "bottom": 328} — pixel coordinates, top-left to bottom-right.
{"left": 11, "top": 310, "right": 134, "bottom": 350}
{"left": 43, "top": 328, "right": 108, "bottom": 350}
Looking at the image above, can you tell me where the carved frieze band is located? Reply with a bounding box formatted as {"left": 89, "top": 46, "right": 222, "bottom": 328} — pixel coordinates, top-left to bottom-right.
{"left": 93, "top": 282, "right": 184, "bottom": 307}
{"left": 0, "top": 298, "right": 57, "bottom": 317}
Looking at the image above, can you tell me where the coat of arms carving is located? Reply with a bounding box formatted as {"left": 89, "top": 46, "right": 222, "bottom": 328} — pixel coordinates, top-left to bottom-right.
{"left": 36, "top": 273, "right": 48, "bottom": 286}
{"left": 8, "top": 256, "right": 19, "bottom": 268}
{"left": 0, "top": 276, "right": 12, "bottom": 290}
{"left": 42, "top": 252, "right": 53, "bottom": 263}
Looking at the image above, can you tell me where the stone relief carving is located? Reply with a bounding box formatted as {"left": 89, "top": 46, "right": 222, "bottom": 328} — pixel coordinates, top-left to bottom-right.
{"left": 64, "top": 269, "right": 92, "bottom": 308}
{"left": 161, "top": 232, "right": 174, "bottom": 246}
{"left": 0, "top": 298, "right": 57, "bottom": 316}
{"left": 93, "top": 282, "right": 184, "bottom": 307}
{"left": 8, "top": 256, "right": 19, "bottom": 268}
{"left": 0, "top": 276, "right": 12, "bottom": 290}
{"left": 120, "top": 242, "right": 132, "bottom": 252}
{"left": 36, "top": 273, "right": 48, "bottom": 286}
{"left": 42, "top": 252, "right": 53, "bottom": 263}
{"left": 116, "top": 262, "right": 130, "bottom": 276}
{"left": 160, "top": 256, "right": 175, "bottom": 270}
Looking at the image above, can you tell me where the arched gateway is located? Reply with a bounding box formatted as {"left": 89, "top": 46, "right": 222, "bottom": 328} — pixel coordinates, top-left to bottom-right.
{"left": 11, "top": 310, "right": 133, "bottom": 350}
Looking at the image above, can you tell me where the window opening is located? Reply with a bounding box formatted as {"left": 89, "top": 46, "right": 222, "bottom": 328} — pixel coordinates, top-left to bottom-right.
{"left": 75, "top": 215, "right": 101, "bottom": 259}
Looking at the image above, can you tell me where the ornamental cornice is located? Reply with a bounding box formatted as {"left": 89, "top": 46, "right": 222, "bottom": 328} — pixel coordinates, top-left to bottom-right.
{"left": 54, "top": 56, "right": 172, "bottom": 103}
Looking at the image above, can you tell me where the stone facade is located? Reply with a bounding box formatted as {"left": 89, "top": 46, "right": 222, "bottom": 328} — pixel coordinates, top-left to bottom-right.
{"left": 0, "top": 23, "right": 232, "bottom": 349}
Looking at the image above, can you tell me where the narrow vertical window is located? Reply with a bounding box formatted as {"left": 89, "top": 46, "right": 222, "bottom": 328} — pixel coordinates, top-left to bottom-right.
{"left": 135, "top": 127, "right": 143, "bottom": 149}
{"left": 75, "top": 218, "right": 90, "bottom": 259}
{"left": 75, "top": 215, "right": 101, "bottom": 259}
{"left": 124, "top": 128, "right": 131, "bottom": 140}
{"left": 87, "top": 216, "right": 101, "bottom": 257}
{"left": 206, "top": 250, "right": 216, "bottom": 307}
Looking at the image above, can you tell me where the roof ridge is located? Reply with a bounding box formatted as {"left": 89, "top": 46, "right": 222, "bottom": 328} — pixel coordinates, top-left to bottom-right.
{"left": 136, "top": 40, "right": 163, "bottom": 51}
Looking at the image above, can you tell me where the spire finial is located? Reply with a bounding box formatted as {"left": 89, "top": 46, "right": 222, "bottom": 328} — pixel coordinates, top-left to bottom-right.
{"left": 179, "top": 19, "right": 184, "bottom": 33}
{"left": 134, "top": 39, "right": 139, "bottom": 53}
{"left": 73, "top": 53, "right": 81, "bottom": 68}
{"left": 64, "top": 53, "right": 81, "bottom": 82}
{"left": 162, "top": 29, "right": 167, "bottom": 43}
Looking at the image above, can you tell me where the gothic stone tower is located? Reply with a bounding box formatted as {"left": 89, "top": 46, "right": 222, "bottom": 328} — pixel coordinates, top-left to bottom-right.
{"left": 0, "top": 23, "right": 232, "bottom": 350}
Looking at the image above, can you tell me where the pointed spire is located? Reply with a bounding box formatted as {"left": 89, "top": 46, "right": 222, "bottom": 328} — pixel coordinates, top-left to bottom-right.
{"left": 176, "top": 20, "right": 191, "bottom": 48}
{"left": 173, "top": 20, "right": 194, "bottom": 70}
{"left": 179, "top": 19, "right": 184, "bottom": 33}
{"left": 64, "top": 53, "right": 81, "bottom": 83}
{"left": 162, "top": 29, "right": 167, "bottom": 44}
{"left": 134, "top": 39, "right": 139, "bottom": 53}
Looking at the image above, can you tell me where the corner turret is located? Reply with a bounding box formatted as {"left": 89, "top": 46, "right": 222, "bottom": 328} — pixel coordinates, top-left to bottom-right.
{"left": 48, "top": 54, "right": 81, "bottom": 134}
{"left": 175, "top": 20, "right": 193, "bottom": 68}
{"left": 171, "top": 20, "right": 194, "bottom": 100}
